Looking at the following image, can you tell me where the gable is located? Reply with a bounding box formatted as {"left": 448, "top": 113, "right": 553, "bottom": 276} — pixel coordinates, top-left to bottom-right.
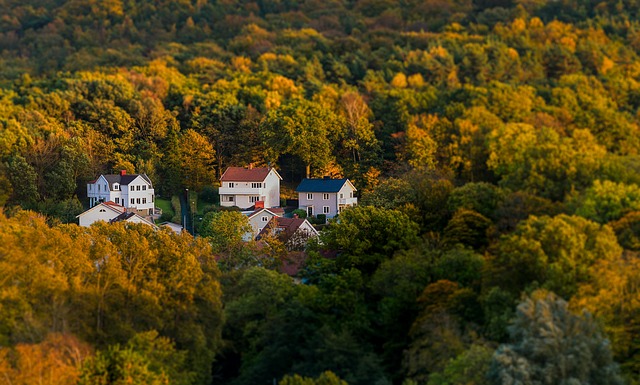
{"left": 76, "top": 202, "right": 124, "bottom": 218}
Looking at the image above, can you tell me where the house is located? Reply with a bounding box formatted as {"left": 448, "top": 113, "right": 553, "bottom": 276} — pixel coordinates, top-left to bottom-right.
{"left": 296, "top": 177, "right": 357, "bottom": 218}
{"left": 219, "top": 166, "right": 282, "bottom": 210}
{"left": 109, "top": 212, "right": 157, "bottom": 228}
{"left": 242, "top": 207, "right": 285, "bottom": 241}
{"left": 87, "top": 170, "right": 155, "bottom": 216}
{"left": 159, "top": 222, "right": 184, "bottom": 234}
{"left": 258, "top": 216, "right": 320, "bottom": 251}
{"left": 76, "top": 201, "right": 126, "bottom": 227}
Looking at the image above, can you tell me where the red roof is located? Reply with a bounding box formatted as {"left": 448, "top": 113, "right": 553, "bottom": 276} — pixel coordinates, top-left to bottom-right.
{"left": 103, "top": 201, "right": 126, "bottom": 212}
{"left": 220, "top": 167, "right": 272, "bottom": 182}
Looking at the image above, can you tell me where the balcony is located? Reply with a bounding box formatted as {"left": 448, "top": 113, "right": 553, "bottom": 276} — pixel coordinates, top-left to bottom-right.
{"left": 338, "top": 197, "right": 358, "bottom": 205}
{"left": 219, "top": 186, "right": 264, "bottom": 195}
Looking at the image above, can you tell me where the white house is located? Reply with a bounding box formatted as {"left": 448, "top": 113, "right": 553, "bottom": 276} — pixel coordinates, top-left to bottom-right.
{"left": 76, "top": 201, "right": 126, "bottom": 227}
{"left": 76, "top": 201, "right": 157, "bottom": 229}
{"left": 219, "top": 166, "right": 282, "bottom": 209}
{"left": 296, "top": 177, "right": 357, "bottom": 218}
{"left": 258, "top": 216, "right": 320, "bottom": 251}
{"left": 87, "top": 170, "right": 155, "bottom": 215}
{"left": 109, "top": 212, "right": 157, "bottom": 228}
{"left": 242, "top": 207, "right": 285, "bottom": 241}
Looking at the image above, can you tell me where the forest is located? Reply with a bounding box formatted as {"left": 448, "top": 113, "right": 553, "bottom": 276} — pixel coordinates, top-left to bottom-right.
{"left": 2, "top": 0, "right": 640, "bottom": 384}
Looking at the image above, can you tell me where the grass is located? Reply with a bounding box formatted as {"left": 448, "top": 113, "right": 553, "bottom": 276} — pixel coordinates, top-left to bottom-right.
{"left": 155, "top": 198, "right": 174, "bottom": 217}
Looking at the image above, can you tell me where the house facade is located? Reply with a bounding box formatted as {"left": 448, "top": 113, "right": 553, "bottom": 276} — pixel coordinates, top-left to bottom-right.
{"left": 243, "top": 207, "right": 285, "bottom": 241}
{"left": 87, "top": 171, "right": 155, "bottom": 215}
{"left": 219, "top": 167, "right": 282, "bottom": 209}
{"left": 76, "top": 201, "right": 126, "bottom": 227}
{"left": 296, "top": 178, "right": 357, "bottom": 218}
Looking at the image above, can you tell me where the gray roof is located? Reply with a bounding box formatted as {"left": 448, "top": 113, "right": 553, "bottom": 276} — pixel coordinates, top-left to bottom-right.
{"left": 102, "top": 173, "right": 153, "bottom": 190}
{"left": 295, "top": 178, "right": 351, "bottom": 193}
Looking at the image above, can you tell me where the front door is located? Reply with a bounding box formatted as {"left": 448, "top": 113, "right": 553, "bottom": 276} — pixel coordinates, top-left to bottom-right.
{"left": 307, "top": 206, "right": 313, "bottom": 217}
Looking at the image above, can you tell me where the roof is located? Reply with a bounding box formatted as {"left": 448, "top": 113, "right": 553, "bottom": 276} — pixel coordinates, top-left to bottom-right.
{"left": 75, "top": 201, "right": 125, "bottom": 218}
{"left": 220, "top": 167, "right": 281, "bottom": 182}
{"left": 295, "top": 178, "right": 355, "bottom": 193}
{"left": 109, "top": 212, "right": 156, "bottom": 228}
{"left": 258, "top": 217, "right": 308, "bottom": 242}
{"left": 97, "top": 173, "right": 153, "bottom": 190}
{"left": 247, "top": 207, "right": 285, "bottom": 219}
{"left": 159, "top": 222, "right": 184, "bottom": 234}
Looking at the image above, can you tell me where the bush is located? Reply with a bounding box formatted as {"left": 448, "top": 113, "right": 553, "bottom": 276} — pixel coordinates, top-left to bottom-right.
{"left": 316, "top": 214, "right": 327, "bottom": 224}
{"left": 199, "top": 186, "right": 218, "bottom": 204}
{"left": 293, "top": 209, "right": 307, "bottom": 219}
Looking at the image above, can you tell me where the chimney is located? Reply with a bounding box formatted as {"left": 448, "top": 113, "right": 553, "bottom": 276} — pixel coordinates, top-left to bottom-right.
{"left": 120, "top": 170, "right": 127, "bottom": 176}
{"left": 293, "top": 213, "right": 299, "bottom": 219}
{"left": 248, "top": 163, "right": 253, "bottom": 170}
{"left": 255, "top": 201, "right": 264, "bottom": 209}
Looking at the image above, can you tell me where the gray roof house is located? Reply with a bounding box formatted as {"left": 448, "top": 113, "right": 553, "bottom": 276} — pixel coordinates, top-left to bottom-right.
{"left": 296, "top": 177, "right": 357, "bottom": 219}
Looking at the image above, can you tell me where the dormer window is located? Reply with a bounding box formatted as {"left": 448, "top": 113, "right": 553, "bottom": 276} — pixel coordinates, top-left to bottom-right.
{"left": 114, "top": 184, "right": 119, "bottom": 190}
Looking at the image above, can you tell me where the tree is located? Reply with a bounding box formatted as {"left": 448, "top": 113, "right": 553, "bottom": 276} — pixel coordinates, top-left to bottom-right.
{"left": 488, "top": 293, "right": 624, "bottom": 385}
{"left": 487, "top": 124, "right": 605, "bottom": 200}
{"left": 280, "top": 371, "right": 348, "bottom": 385}
{"left": 427, "top": 344, "right": 493, "bottom": 385}
{"left": 179, "top": 129, "right": 216, "bottom": 191}
{"left": 0, "top": 333, "right": 92, "bottom": 385}
{"left": 262, "top": 99, "right": 343, "bottom": 178}
{"left": 570, "top": 180, "right": 640, "bottom": 223}
{"left": 322, "top": 206, "right": 420, "bottom": 273}
{"left": 442, "top": 209, "right": 492, "bottom": 250}
{"left": 200, "top": 210, "right": 252, "bottom": 259}
{"left": 571, "top": 255, "right": 640, "bottom": 380}
{"left": 486, "top": 214, "right": 622, "bottom": 298}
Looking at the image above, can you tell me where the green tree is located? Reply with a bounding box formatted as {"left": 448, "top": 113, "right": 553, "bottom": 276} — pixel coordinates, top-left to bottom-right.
{"left": 280, "top": 371, "right": 348, "bottom": 385}
{"left": 489, "top": 293, "right": 624, "bottom": 385}
{"left": 262, "top": 99, "right": 344, "bottom": 178}
{"left": 200, "top": 210, "right": 252, "bottom": 261}
{"left": 570, "top": 180, "right": 640, "bottom": 223}
{"left": 486, "top": 214, "right": 621, "bottom": 298}
{"left": 322, "top": 206, "right": 420, "bottom": 273}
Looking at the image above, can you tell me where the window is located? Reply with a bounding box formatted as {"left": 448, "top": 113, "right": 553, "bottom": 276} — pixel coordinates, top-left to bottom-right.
{"left": 130, "top": 198, "right": 135, "bottom": 205}
{"left": 142, "top": 198, "right": 146, "bottom": 204}
{"left": 350, "top": 192, "right": 353, "bottom": 198}
{"left": 323, "top": 193, "right": 329, "bottom": 200}
{"left": 98, "top": 185, "right": 100, "bottom": 192}
{"left": 261, "top": 216, "right": 269, "bottom": 222}
{"left": 137, "top": 198, "right": 141, "bottom": 204}
{"left": 250, "top": 196, "right": 259, "bottom": 203}
{"left": 99, "top": 209, "right": 106, "bottom": 212}
{"left": 114, "top": 184, "right": 119, "bottom": 190}
{"left": 136, "top": 185, "right": 141, "bottom": 191}
{"left": 142, "top": 185, "right": 146, "bottom": 191}
{"left": 228, "top": 196, "right": 234, "bottom": 202}
{"left": 115, "top": 198, "right": 119, "bottom": 204}
{"left": 340, "top": 193, "right": 344, "bottom": 199}
{"left": 307, "top": 206, "right": 313, "bottom": 216}
{"left": 152, "top": 195, "right": 154, "bottom": 202}
{"left": 251, "top": 182, "right": 262, "bottom": 188}
{"left": 323, "top": 206, "right": 330, "bottom": 214}
{"left": 307, "top": 193, "right": 313, "bottom": 200}
{"left": 228, "top": 183, "right": 234, "bottom": 188}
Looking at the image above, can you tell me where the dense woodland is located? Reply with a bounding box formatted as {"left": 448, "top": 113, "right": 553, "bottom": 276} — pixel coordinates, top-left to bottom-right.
{"left": 2, "top": 0, "right": 640, "bottom": 384}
